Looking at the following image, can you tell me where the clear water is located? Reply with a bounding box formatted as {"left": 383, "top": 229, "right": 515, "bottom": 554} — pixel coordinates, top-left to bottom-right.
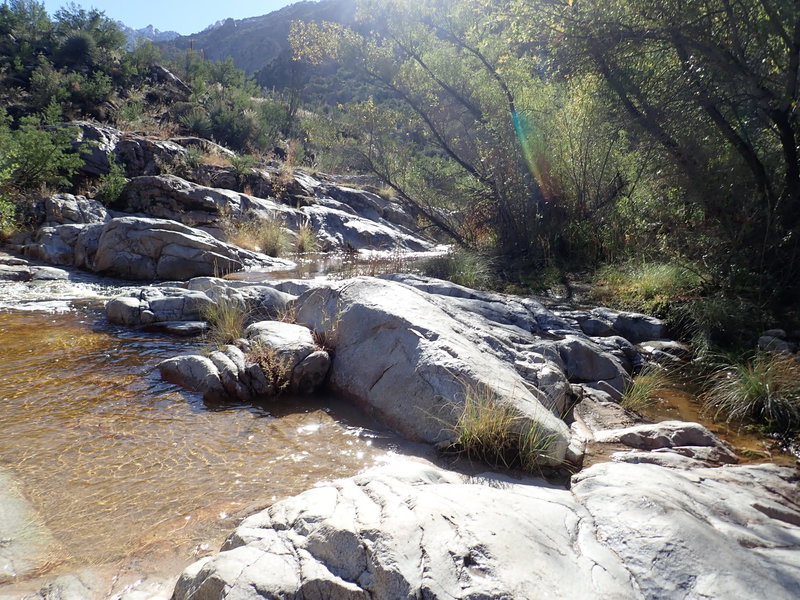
{"left": 0, "top": 283, "right": 400, "bottom": 580}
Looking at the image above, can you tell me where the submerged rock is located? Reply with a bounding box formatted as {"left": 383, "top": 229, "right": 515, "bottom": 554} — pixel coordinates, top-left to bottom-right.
{"left": 0, "top": 470, "right": 65, "bottom": 584}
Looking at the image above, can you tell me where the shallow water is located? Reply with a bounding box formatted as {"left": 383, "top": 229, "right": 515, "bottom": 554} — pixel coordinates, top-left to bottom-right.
{"left": 0, "top": 303, "right": 398, "bottom": 574}
{"left": 641, "top": 386, "right": 797, "bottom": 465}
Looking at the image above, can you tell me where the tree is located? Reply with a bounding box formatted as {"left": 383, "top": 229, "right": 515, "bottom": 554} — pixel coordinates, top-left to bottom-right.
{"left": 292, "top": 0, "right": 552, "bottom": 256}
{"left": 510, "top": 0, "right": 800, "bottom": 302}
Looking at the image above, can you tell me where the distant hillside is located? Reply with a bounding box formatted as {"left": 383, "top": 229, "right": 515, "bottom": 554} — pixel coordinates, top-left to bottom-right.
{"left": 162, "top": 0, "right": 356, "bottom": 82}
{"left": 117, "top": 22, "right": 180, "bottom": 49}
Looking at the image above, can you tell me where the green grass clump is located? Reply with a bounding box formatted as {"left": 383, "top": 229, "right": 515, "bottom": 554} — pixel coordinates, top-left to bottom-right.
{"left": 202, "top": 297, "right": 250, "bottom": 347}
{"left": 451, "top": 384, "right": 555, "bottom": 472}
{"left": 701, "top": 352, "right": 800, "bottom": 432}
{"left": 621, "top": 364, "right": 672, "bottom": 412}
{"left": 422, "top": 249, "right": 493, "bottom": 290}
{"left": 593, "top": 262, "right": 704, "bottom": 314}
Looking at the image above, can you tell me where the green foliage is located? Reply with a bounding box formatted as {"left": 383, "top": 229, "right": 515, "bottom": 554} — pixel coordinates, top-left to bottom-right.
{"left": 96, "top": 159, "right": 127, "bottom": 206}
{"left": 450, "top": 383, "right": 556, "bottom": 472}
{"left": 421, "top": 249, "right": 493, "bottom": 290}
{"left": 621, "top": 365, "right": 672, "bottom": 412}
{"left": 230, "top": 154, "right": 257, "bottom": 179}
{"left": 0, "top": 110, "right": 83, "bottom": 195}
{"left": 0, "top": 199, "right": 17, "bottom": 238}
{"left": 701, "top": 353, "right": 800, "bottom": 433}
{"left": 592, "top": 262, "right": 705, "bottom": 315}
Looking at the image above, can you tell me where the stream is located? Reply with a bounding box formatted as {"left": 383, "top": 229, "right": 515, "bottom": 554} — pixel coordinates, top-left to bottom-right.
{"left": 0, "top": 253, "right": 794, "bottom": 598}
{"left": 0, "top": 269, "right": 424, "bottom": 597}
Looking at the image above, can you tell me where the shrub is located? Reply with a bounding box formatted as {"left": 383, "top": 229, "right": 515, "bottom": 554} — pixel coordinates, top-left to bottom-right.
{"left": 230, "top": 153, "right": 257, "bottom": 180}
{"left": 701, "top": 352, "right": 800, "bottom": 432}
{"left": 450, "top": 383, "right": 555, "bottom": 472}
{"left": 620, "top": 364, "right": 672, "bottom": 412}
{"left": 202, "top": 296, "right": 250, "bottom": 347}
{"left": 95, "top": 159, "right": 127, "bottom": 206}
{"left": 421, "top": 249, "right": 493, "bottom": 289}
{"left": 0, "top": 112, "right": 83, "bottom": 194}
{"left": 0, "top": 199, "right": 17, "bottom": 239}
{"left": 247, "top": 341, "right": 292, "bottom": 395}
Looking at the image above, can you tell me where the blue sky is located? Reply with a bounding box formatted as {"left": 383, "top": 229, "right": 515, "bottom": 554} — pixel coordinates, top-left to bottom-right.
{"left": 41, "top": 1, "right": 298, "bottom": 35}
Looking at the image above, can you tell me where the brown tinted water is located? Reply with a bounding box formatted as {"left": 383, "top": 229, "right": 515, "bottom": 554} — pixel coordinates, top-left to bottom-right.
{"left": 0, "top": 306, "right": 398, "bottom": 574}
{"left": 640, "top": 386, "right": 797, "bottom": 465}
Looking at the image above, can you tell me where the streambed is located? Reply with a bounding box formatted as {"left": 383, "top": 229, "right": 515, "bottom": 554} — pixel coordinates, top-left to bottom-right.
{"left": 0, "top": 276, "right": 412, "bottom": 595}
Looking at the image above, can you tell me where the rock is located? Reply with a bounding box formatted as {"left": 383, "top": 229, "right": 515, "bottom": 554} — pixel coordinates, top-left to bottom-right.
{"left": 294, "top": 277, "right": 571, "bottom": 463}
{"left": 303, "top": 204, "right": 433, "bottom": 252}
{"left": 0, "top": 264, "right": 32, "bottom": 281}
{"left": 186, "top": 277, "right": 295, "bottom": 318}
{"left": 572, "top": 462, "right": 800, "bottom": 600}
{"left": 758, "top": 335, "right": 793, "bottom": 353}
{"left": 245, "top": 321, "right": 330, "bottom": 394}
{"left": 122, "top": 175, "right": 298, "bottom": 234}
{"left": 24, "top": 225, "right": 83, "bottom": 266}
{"left": 169, "top": 136, "right": 235, "bottom": 158}
{"left": 30, "top": 266, "right": 69, "bottom": 281}
{"left": 41, "top": 194, "right": 109, "bottom": 226}
{"left": 173, "top": 461, "right": 635, "bottom": 600}
{"left": 174, "top": 460, "right": 800, "bottom": 600}
{"left": 0, "top": 470, "right": 64, "bottom": 584}
{"left": 590, "top": 307, "right": 665, "bottom": 343}
{"left": 557, "top": 335, "right": 627, "bottom": 385}
{"left": 67, "top": 121, "right": 122, "bottom": 177}
{"left": 93, "top": 216, "right": 285, "bottom": 280}
{"left": 158, "top": 355, "right": 224, "bottom": 397}
{"left": 594, "top": 420, "right": 734, "bottom": 453}
{"left": 763, "top": 328, "right": 788, "bottom": 339}
{"left": 292, "top": 350, "right": 331, "bottom": 394}
{"left": 106, "top": 287, "right": 216, "bottom": 327}
{"left": 142, "top": 320, "right": 209, "bottom": 337}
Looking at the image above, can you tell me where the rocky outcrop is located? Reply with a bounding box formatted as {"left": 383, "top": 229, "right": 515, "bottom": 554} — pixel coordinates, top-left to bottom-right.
{"left": 68, "top": 121, "right": 188, "bottom": 178}
{"left": 93, "top": 217, "right": 290, "bottom": 280}
{"left": 173, "top": 459, "right": 800, "bottom": 600}
{"left": 294, "top": 277, "right": 577, "bottom": 463}
{"left": 158, "top": 321, "right": 330, "bottom": 400}
{"left": 106, "top": 286, "right": 216, "bottom": 327}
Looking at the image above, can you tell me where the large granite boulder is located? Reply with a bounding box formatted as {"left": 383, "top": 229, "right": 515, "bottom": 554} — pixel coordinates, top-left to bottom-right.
{"left": 294, "top": 277, "right": 573, "bottom": 464}
{"left": 93, "top": 216, "right": 289, "bottom": 280}
{"left": 122, "top": 175, "right": 298, "bottom": 234}
{"left": 173, "top": 460, "right": 800, "bottom": 600}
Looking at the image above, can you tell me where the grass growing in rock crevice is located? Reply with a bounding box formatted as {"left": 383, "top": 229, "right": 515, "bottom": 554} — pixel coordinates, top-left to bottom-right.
{"left": 701, "top": 352, "right": 800, "bottom": 433}
{"left": 449, "top": 384, "right": 555, "bottom": 472}
{"left": 621, "top": 364, "right": 673, "bottom": 413}
{"left": 224, "top": 213, "right": 289, "bottom": 257}
{"left": 202, "top": 297, "right": 250, "bottom": 347}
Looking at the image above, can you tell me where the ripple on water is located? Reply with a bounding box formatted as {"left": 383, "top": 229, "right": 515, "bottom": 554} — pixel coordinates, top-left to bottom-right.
{"left": 0, "top": 307, "right": 396, "bottom": 570}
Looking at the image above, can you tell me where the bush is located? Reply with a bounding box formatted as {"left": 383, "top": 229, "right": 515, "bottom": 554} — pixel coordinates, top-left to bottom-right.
{"left": 95, "top": 159, "right": 127, "bottom": 206}
{"left": 0, "top": 112, "right": 83, "bottom": 194}
{"left": 701, "top": 352, "right": 800, "bottom": 432}
{"left": 450, "top": 383, "right": 556, "bottom": 472}
{"left": 421, "top": 249, "right": 493, "bottom": 289}
{"left": 0, "top": 199, "right": 17, "bottom": 239}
